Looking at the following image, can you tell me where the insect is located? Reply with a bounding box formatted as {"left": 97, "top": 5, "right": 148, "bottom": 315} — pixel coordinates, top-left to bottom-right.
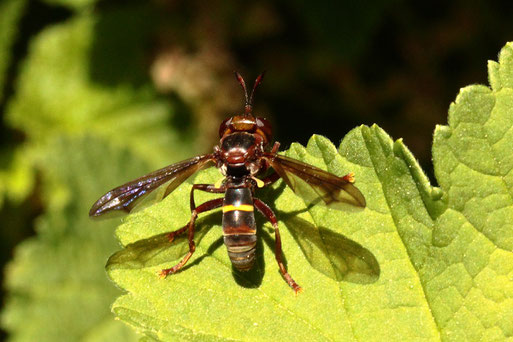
{"left": 90, "top": 73, "right": 366, "bottom": 293}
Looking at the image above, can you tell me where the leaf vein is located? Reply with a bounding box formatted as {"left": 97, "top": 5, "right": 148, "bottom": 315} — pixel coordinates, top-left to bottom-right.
{"left": 361, "top": 134, "right": 442, "bottom": 341}
{"left": 193, "top": 240, "right": 337, "bottom": 341}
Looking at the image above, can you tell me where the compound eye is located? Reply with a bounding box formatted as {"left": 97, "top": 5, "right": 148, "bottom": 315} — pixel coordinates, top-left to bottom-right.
{"left": 219, "top": 117, "right": 232, "bottom": 138}
{"left": 255, "top": 117, "right": 272, "bottom": 144}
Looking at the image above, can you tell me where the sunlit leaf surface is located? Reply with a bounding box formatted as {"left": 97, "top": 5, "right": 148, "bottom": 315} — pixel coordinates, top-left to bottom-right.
{"left": 107, "top": 43, "right": 513, "bottom": 341}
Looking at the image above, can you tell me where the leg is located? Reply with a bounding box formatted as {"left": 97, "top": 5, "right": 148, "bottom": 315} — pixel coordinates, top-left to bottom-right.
{"left": 254, "top": 198, "right": 302, "bottom": 294}
{"left": 164, "top": 184, "right": 225, "bottom": 243}
{"left": 165, "top": 225, "right": 188, "bottom": 243}
{"left": 160, "top": 197, "right": 224, "bottom": 277}
{"left": 270, "top": 141, "right": 280, "bottom": 153}
{"left": 258, "top": 142, "right": 281, "bottom": 186}
{"left": 190, "top": 183, "right": 225, "bottom": 211}
{"left": 260, "top": 171, "right": 280, "bottom": 187}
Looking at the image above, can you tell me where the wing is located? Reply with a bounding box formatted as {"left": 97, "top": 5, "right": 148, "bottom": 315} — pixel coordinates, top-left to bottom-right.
{"left": 89, "top": 154, "right": 215, "bottom": 218}
{"left": 264, "top": 153, "right": 365, "bottom": 211}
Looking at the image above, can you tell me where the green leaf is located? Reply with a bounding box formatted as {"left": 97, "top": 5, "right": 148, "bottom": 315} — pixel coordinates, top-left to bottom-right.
{"left": 430, "top": 42, "right": 513, "bottom": 340}
{"left": 0, "top": 0, "right": 26, "bottom": 103}
{"left": 2, "top": 136, "right": 141, "bottom": 341}
{"left": 106, "top": 42, "right": 513, "bottom": 341}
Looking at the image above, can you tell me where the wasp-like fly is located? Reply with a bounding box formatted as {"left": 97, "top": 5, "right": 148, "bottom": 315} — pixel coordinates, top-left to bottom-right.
{"left": 90, "top": 73, "right": 370, "bottom": 293}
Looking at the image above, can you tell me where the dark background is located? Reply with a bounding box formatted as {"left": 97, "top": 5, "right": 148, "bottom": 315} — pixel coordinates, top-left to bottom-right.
{"left": 1, "top": 0, "right": 513, "bottom": 339}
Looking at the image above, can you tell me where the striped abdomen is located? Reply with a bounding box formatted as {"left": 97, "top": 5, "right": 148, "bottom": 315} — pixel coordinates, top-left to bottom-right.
{"left": 222, "top": 188, "right": 257, "bottom": 271}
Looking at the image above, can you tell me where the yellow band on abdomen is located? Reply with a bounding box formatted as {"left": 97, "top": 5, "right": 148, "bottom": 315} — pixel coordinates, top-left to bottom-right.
{"left": 223, "top": 204, "right": 254, "bottom": 213}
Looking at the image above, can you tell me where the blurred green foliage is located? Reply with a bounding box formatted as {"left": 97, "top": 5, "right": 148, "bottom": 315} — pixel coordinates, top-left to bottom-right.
{"left": 1, "top": 1, "right": 513, "bottom": 341}
{"left": 0, "top": 3, "right": 197, "bottom": 341}
{"left": 2, "top": 136, "right": 144, "bottom": 341}
{"left": 0, "top": 0, "right": 26, "bottom": 104}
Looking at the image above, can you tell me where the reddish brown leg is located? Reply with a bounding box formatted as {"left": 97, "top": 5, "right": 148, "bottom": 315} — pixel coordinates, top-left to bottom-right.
{"left": 260, "top": 171, "right": 281, "bottom": 187}
{"left": 160, "top": 197, "right": 224, "bottom": 278}
{"left": 165, "top": 184, "right": 225, "bottom": 244}
{"left": 258, "top": 142, "right": 281, "bottom": 187}
{"left": 190, "top": 183, "right": 226, "bottom": 211}
{"left": 165, "top": 225, "right": 188, "bottom": 243}
{"left": 254, "top": 198, "right": 302, "bottom": 294}
{"left": 270, "top": 141, "right": 280, "bottom": 153}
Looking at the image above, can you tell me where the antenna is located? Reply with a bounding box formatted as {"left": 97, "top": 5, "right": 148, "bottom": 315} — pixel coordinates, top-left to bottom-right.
{"left": 234, "top": 72, "right": 249, "bottom": 110}
{"left": 234, "top": 71, "right": 265, "bottom": 115}
{"left": 249, "top": 72, "right": 265, "bottom": 109}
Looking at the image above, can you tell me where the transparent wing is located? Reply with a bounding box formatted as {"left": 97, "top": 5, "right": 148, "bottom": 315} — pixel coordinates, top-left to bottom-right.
{"left": 264, "top": 153, "right": 365, "bottom": 211}
{"left": 89, "top": 154, "right": 215, "bottom": 218}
